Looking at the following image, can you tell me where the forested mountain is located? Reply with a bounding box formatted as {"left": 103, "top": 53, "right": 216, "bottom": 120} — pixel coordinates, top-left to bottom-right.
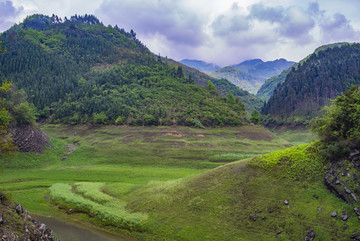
{"left": 180, "top": 59, "right": 220, "bottom": 72}
{"left": 256, "top": 68, "right": 291, "bottom": 101}
{"left": 0, "top": 14, "right": 248, "bottom": 127}
{"left": 209, "top": 58, "right": 294, "bottom": 94}
{"left": 262, "top": 43, "right": 360, "bottom": 121}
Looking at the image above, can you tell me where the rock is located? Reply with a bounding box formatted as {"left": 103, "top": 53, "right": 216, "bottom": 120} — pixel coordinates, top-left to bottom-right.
{"left": 318, "top": 208, "right": 322, "bottom": 211}
{"left": 335, "top": 180, "right": 340, "bottom": 185}
{"left": 252, "top": 215, "right": 258, "bottom": 221}
{"left": 15, "top": 203, "right": 23, "bottom": 215}
{"left": 284, "top": 200, "right": 289, "bottom": 205}
{"left": 331, "top": 211, "right": 338, "bottom": 217}
{"left": 350, "top": 231, "right": 360, "bottom": 240}
{"left": 350, "top": 149, "right": 360, "bottom": 159}
{"left": 268, "top": 209, "right": 274, "bottom": 213}
{"left": 305, "top": 230, "right": 316, "bottom": 241}
{"left": 342, "top": 173, "right": 346, "bottom": 176}
{"left": 262, "top": 216, "right": 267, "bottom": 221}
{"left": 354, "top": 207, "right": 360, "bottom": 216}
{"left": 0, "top": 214, "right": 4, "bottom": 224}
{"left": 348, "top": 173, "right": 352, "bottom": 177}
{"left": 347, "top": 167, "right": 350, "bottom": 171}
{"left": 11, "top": 125, "right": 49, "bottom": 153}
{"left": 345, "top": 186, "right": 352, "bottom": 194}
{"left": 351, "top": 193, "right": 358, "bottom": 202}
{"left": 340, "top": 214, "right": 349, "bottom": 221}
{"left": 61, "top": 155, "right": 68, "bottom": 159}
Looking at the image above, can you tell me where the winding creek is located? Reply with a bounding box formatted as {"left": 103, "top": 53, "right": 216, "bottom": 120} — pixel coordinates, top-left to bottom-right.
{"left": 32, "top": 214, "right": 135, "bottom": 241}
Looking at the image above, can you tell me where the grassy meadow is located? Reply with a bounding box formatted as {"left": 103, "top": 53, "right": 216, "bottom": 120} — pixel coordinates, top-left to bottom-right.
{"left": 2, "top": 124, "right": 355, "bottom": 240}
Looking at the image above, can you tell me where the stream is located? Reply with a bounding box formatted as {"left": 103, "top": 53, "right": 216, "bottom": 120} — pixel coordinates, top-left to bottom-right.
{"left": 32, "top": 214, "right": 135, "bottom": 241}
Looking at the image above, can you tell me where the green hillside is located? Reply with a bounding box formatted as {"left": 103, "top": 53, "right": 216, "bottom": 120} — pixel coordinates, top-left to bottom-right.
{"left": 256, "top": 43, "right": 350, "bottom": 101}
{"left": 0, "top": 14, "right": 247, "bottom": 127}
{"left": 256, "top": 68, "right": 291, "bottom": 101}
{"left": 262, "top": 43, "right": 360, "bottom": 121}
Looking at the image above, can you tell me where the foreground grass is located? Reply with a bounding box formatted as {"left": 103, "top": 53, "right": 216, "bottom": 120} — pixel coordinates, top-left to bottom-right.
{"left": 124, "top": 143, "right": 357, "bottom": 240}
{"left": 5, "top": 125, "right": 349, "bottom": 240}
{"left": 0, "top": 124, "right": 291, "bottom": 237}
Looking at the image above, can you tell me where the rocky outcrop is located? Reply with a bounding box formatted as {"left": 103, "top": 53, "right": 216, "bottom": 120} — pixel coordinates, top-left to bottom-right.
{"left": 325, "top": 149, "right": 360, "bottom": 206}
{"left": 0, "top": 193, "right": 59, "bottom": 241}
{"left": 11, "top": 125, "right": 49, "bottom": 153}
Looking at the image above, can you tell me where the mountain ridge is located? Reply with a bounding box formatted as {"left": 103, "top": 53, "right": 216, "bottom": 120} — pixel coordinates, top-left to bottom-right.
{"left": 208, "top": 58, "right": 294, "bottom": 94}
{"left": 262, "top": 42, "right": 360, "bottom": 121}
{"left": 0, "top": 14, "right": 249, "bottom": 127}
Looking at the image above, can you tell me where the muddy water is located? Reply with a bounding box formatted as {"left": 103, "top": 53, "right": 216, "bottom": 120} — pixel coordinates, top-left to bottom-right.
{"left": 32, "top": 214, "right": 135, "bottom": 241}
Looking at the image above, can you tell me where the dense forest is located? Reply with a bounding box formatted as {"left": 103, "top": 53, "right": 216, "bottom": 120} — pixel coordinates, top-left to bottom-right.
{"left": 262, "top": 43, "right": 360, "bottom": 122}
{"left": 0, "top": 14, "right": 248, "bottom": 127}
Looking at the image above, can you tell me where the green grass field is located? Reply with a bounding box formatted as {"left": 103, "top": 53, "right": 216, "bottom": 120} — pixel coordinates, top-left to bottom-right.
{"left": 3, "top": 124, "right": 352, "bottom": 240}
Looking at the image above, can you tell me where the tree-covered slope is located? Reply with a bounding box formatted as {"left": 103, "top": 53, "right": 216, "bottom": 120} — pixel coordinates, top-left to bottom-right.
{"left": 262, "top": 43, "right": 360, "bottom": 120}
{"left": 0, "top": 14, "right": 247, "bottom": 126}
{"left": 256, "top": 68, "right": 291, "bottom": 101}
{"left": 209, "top": 59, "right": 294, "bottom": 94}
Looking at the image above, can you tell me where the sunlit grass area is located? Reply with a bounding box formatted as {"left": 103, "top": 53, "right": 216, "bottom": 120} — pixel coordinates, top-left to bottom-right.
{"left": 1, "top": 124, "right": 330, "bottom": 240}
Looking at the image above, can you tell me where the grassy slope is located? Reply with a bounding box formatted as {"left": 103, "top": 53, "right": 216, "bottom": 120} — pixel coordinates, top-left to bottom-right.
{"left": 0, "top": 125, "right": 289, "bottom": 235}
{"left": 126, "top": 143, "right": 357, "bottom": 241}
{"left": 5, "top": 125, "right": 349, "bottom": 240}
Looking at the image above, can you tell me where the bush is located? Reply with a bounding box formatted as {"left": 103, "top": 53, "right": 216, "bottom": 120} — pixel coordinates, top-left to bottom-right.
{"left": 144, "top": 114, "right": 157, "bottom": 126}
{"left": 13, "top": 102, "right": 37, "bottom": 125}
{"left": 311, "top": 85, "right": 360, "bottom": 158}
{"left": 115, "top": 116, "right": 125, "bottom": 125}
{"left": 93, "top": 112, "right": 108, "bottom": 125}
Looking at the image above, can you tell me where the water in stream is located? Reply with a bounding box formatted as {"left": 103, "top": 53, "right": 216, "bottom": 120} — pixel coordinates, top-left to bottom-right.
{"left": 32, "top": 214, "right": 133, "bottom": 241}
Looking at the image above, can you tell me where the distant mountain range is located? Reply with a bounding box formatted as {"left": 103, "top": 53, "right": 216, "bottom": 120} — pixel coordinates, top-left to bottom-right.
{"left": 180, "top": 59, "right": 221, "bottom": 72}
{"left": 262, "top": 42, "right": 360, "bottom": 120}
{"left": 208, "top": 58, "right": 295, "bottom": 94}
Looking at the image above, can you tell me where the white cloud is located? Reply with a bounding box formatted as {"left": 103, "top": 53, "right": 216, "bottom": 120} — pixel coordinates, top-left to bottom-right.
{"left": 1, "top": 0, "right": 360, "bottom": 66}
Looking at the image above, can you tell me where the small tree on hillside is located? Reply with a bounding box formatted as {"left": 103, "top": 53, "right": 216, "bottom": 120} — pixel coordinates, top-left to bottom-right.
{"left": 250, "top": 110, "right": 260, "bottom": 125}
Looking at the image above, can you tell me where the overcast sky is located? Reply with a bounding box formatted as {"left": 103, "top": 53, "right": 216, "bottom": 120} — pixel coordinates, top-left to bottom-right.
{"left": 2, "top": 0, "right": 360, "bottom": 66}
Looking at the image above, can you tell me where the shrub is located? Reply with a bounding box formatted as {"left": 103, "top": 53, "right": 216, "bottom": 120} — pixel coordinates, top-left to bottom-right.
{"left": 144, "top": 114, "right": 157, "bottom": 126}
{"left": 93, "top": 112, "right": 108, "bottom": 124}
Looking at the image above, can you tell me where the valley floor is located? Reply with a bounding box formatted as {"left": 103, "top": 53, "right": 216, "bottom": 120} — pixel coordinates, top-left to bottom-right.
{"left": 1, "top": 125, "right": 355, "bottom": 240}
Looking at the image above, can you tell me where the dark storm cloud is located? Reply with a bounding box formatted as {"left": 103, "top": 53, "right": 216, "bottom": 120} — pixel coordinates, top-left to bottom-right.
{"left": 97, "top": 0, "right": 206, "bottom": 47}
{"left": 0, "top": 0, "right": 24, "bottom": 31}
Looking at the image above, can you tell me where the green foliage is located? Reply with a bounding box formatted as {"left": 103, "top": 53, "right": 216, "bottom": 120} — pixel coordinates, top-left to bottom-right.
{"left": 262, "top": 43, "right": 360, "bottom": 121}
{"left": 144, "top": 114, "right": 157, "bottom": 126}
{"left": 185, "top": 118, "right": 205, "bottom": 129}
{"left": 311, "top": 85, "right": 360, "bottom": 159}
{"left": 13, "top": 102, "right": 37, "bottom": 125}
{"left": 312, "top": 85, "right": 360, "bottom": 143}
{"left": 115, "top": 116, "right": 125, "bottom": 125}
{"left": 93, "top": 112, "right": 108, "bottom": 125}
{"left": 250, "top": 109, "right": 260, "bottom": 124}
{"left": 0, "top": 14, "right": 247, "bottom": 127}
